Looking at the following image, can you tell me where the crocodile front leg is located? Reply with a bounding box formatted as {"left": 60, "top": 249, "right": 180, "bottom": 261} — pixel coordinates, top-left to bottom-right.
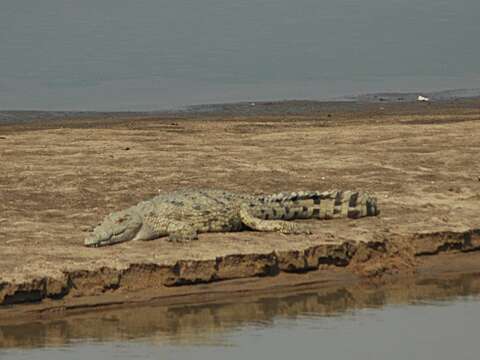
{"left": 167, "top": 221, "right": 198, "bottom": 242}
{"left": 239, "top": 204, "right": 312, "bottom": 234}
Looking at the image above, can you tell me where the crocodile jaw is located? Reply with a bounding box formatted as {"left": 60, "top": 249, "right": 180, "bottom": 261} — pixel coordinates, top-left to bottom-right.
{"left": 84, "top": 231, "right": 114, "bottom": 247}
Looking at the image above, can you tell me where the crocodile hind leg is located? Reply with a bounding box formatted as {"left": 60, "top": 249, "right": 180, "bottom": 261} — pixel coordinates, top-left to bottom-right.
{"left": 239, "top": 204, "right": 312, "bottom": 234}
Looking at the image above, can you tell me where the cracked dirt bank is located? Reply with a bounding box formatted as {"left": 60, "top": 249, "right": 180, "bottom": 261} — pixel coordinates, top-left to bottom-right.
{"left": 1, "top": 100, "right": 480, "bottom": 323}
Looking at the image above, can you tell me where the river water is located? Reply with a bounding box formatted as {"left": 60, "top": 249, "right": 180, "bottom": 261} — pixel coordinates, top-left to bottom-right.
{"left": 1, "top": 274, "right": 480, "bottom": 359}
{"left": 1, "top": 0, "right": 479, "bottom": 111}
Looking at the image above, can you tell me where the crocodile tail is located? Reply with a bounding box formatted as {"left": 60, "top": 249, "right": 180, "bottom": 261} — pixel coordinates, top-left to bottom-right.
{"left": 257, "top": 190, "right": 378, "bottom": 220}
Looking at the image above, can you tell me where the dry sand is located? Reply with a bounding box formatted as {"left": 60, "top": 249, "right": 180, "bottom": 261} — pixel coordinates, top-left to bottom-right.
{"left": 1, "top": 100, "right": 480, "bottom": 323}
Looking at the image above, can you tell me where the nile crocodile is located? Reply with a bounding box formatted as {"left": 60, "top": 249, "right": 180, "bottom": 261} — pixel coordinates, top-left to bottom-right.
{"left": 84, "top": 189, "right": 378, "bottom": 247}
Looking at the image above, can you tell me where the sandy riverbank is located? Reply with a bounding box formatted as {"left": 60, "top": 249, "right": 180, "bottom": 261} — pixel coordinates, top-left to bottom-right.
{"left": 1, "top": 99, "right": 479, "bottom": 324}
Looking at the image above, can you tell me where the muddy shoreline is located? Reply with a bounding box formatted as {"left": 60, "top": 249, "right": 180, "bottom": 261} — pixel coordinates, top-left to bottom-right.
{"left": 2, "top": 252, "right": 480, "bottom": 348}
{"left": 1, "top": 99, "right": 480, "bottom": 324}
{"left": 1, "top": 240, "right": 480, "bottom": 327}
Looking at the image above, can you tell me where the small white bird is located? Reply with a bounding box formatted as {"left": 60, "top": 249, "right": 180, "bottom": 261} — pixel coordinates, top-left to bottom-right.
{"left": 417, "top": 95, "right": 430, "bottom": 102}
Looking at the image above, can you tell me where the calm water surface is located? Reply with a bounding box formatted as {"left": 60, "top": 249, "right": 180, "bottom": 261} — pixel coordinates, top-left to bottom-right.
{"left": 1, "top": 0, "right": 479, "bottom": 110}
{"left": 1, "top": 274, "right": 480, "bottom": 359}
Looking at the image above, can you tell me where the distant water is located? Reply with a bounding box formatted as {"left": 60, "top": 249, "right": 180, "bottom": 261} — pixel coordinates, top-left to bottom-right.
{"left": 1, "top": 274, "right": 480, "bottom": 359}
{"left": 1, "top": 0, "right": 479, "bottom": 111}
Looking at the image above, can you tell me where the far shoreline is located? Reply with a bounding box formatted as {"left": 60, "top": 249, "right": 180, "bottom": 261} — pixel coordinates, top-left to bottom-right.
{"left": 1, "top": 88, "right": 480, "bottom": 125}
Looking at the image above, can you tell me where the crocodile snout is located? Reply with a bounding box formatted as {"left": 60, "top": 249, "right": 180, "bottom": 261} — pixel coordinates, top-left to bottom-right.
{"left": 84, "top": 230, "right": 112, "bottom": 247}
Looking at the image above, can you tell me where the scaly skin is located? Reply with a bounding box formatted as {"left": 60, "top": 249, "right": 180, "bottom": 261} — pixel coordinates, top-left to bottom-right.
{"left": 84, "top": 189, "right": 379, "bottom": 247}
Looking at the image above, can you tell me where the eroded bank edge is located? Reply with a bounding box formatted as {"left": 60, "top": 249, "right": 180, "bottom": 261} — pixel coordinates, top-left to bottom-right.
{"left": 1, "top": 228, "right": 479, "bottom": 307}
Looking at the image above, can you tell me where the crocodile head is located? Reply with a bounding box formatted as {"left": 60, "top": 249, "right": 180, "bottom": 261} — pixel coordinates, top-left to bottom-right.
{"left": 84, "top": 209, "right": 143, "bottom": 247}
